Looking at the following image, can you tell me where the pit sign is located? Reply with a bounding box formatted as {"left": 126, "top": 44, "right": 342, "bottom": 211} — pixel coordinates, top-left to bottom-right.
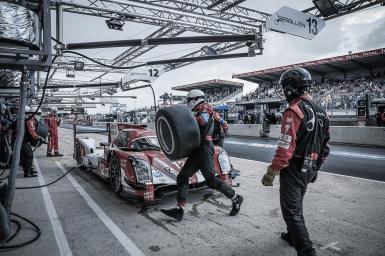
{"left": 266, "top": 6, "right": 325, "bottom": 40}
{"left": 123, "top": 66, "right": 165, "bottom": 83}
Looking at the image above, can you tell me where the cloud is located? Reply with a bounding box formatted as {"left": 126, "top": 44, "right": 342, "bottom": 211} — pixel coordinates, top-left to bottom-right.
{"left": 358, "top": 18, "right": 385, "bottom": 50}
{"left": 343, "top": 8, "right": 385, "bottom": 25}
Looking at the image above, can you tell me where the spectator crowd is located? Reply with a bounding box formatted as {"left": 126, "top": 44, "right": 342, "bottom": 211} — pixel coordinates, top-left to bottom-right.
{"left": 205, "top": 87, "right": 239, "bottom": 103}
{"left": 237, "top": 78, "right": 385, "bottom": 111}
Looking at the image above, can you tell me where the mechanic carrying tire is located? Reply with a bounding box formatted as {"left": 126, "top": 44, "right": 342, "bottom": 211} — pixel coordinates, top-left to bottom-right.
{"left": 261, "top": 67, "right": 330, "bottom": 256}
{"left": 157, "top": 90, "right": 243, "bottom": 221}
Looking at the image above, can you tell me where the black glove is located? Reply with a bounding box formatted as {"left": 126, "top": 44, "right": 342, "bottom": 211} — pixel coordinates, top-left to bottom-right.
{"left": 310, "top": 172, "right": 318, "bottom": 183}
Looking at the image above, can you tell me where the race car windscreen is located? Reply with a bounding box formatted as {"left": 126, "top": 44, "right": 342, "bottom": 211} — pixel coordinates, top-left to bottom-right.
{"left": 132, "top": 136, "right": 161, "bottom": 151}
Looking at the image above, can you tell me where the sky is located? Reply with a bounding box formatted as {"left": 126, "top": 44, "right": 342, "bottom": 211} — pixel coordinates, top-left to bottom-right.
{"left": 50, "top": 1, "right": 385, "bottom": 114}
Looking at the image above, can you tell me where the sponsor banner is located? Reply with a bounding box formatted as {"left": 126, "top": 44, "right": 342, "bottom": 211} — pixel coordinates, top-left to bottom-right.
{"left": 234, "top": 48, "right": 385, "bottom": 78}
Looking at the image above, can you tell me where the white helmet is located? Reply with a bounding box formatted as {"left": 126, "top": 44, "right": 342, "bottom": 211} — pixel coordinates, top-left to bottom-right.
{"left": 186, "top": 89, "right": 205, "bottom": 110}
{"left": 50, "top": 106, "right": 57, "bottom": 115}
{"left": 24, "top": 105, "right": 31, "bottom": 113}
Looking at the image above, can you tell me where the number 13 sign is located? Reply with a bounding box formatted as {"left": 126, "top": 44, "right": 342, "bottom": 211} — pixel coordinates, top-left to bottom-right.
{"left": 266, "top": 6, "right": 325, "bottom": 40}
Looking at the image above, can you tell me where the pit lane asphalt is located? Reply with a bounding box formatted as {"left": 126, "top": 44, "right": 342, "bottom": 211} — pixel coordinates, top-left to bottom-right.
{"left": 2, "top": 127, "right": 384, "bottom": 256}
{"left": 63, "top": 124, "right": 385, "bottom": 182}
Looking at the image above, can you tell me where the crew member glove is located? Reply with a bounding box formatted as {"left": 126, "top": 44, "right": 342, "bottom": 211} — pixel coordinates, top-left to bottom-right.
{"left": 261, "top": 165, "right": 279, "bottom": 186}
{"left": 223, "top": 126, "right": 229, "bottom": 137}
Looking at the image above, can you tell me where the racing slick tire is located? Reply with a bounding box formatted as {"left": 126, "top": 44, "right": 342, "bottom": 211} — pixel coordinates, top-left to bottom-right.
{"left": 109, "top": 155, "right": 122, "bottom": 194}
{"left": 155, "top": 104, "right": 200, "bottom": 160}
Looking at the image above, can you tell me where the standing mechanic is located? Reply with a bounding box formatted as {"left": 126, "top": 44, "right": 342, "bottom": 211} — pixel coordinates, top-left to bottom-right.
{"left": 45, "top": 107, "right": 63, "bottom": 157}
{"left": 161, "top": 89, "right": 243, "bottom": 221}
{"left": 261, "top": 67, "right": 330, "bottom": 256}
{"left": 19, "top": 106, "right": 41, "bottom": 177}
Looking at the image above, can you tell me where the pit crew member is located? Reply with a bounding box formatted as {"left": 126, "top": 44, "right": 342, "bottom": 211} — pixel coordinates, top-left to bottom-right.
{"left": 161, "top": 89, "right": 243, "bottom": 221}
{"left": 261, "top": 67, "right": 330, "bottom": 256}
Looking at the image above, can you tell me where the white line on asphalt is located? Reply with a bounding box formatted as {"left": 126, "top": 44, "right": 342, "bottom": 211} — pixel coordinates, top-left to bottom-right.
{"left": 226, "top": 140, "right": 385, "bottom": 160}
{"left": 34, "top": 158, "right": 73, "bottom": 256}
{"left": 230, "top": 157, "right": 385, "bottom": 184}
{"left": 320, "top": 242, "right": 341, "bottom": 251}
{"left": 55, "top": 161, "right": 145, "bottom": 256}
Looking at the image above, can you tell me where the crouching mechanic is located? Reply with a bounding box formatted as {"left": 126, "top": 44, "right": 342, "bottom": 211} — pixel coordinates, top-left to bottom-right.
{"left": 161, "top": 89, "right": 243, "bottom": 221}
{"left": 261, "top": 67, "right": 330, "bottom": 256}
{"left": 45, "top": 107, "right": 63, "bottom": 157}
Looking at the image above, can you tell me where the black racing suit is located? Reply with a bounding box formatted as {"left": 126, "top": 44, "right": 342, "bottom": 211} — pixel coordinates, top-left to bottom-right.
{"left": 272, "top": 96, "right": 330, "bottom": 256}
{"left": 176, "top": 103, "right": 235, "bottom": 206}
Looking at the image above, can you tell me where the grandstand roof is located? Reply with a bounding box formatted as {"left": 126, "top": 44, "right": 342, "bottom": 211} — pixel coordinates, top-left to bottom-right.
{"left": 233, "top": 48, "right": 385, "bottom": 83}
{"left": 172, "top": 79, "right": 244, "bottom": 92}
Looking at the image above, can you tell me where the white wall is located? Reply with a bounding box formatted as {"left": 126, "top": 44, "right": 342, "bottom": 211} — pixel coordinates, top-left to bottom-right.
{"left": 228, "top": 124, "right": 262, "bottom": 137}
{"left": 270, "top": 125, "right": 385, "bottom": 147}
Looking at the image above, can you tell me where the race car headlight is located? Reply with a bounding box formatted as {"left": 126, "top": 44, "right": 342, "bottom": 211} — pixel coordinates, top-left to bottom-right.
{"left": 131, "top": 158, "right": 152, "bottom": 183}
{"left": 218, "top": 151, "right": 231, "bottom": 175}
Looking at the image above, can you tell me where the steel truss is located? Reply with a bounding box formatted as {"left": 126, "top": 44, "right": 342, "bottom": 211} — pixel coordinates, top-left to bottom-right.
{"left": 50, "top": 0, "right": 267, "bottom": 84}
{"left": 303, "top": 0, "right": 385, "bottom": 20}
{"left": 52, "top": 0, "right": 268, "bottom": 35}
{"left": 53, "top": 56, "right": 136, "bottom": 74}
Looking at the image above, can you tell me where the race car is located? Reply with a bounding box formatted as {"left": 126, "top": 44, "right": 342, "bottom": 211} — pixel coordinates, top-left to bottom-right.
{"left": 74, "top": 123, "right": 239, "bottom": 202}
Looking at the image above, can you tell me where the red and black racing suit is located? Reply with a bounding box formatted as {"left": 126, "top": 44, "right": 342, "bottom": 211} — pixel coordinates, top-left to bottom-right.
{"left": 20, "top": 118, "right": 39, "bottom": 175}
{"left": 45, "top": 113, "right": 60, "bottom": 155}
{"left": 176, "top": 102, "right": 235, "bottom": 206}
{"left": 271, "top": 95, "right": 330, "bottom": 256}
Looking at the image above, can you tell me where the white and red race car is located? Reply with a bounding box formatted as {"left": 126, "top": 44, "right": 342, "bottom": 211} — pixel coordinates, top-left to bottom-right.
{"left": 74, "top": 123, "right": 239, "bottom": 202}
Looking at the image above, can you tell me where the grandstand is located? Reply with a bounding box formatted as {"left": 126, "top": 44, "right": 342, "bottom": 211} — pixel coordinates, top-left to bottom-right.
{"left": 233, "top": 48, "right": 385, "bottom": 126}
{"left": 172, "top": 79, "right": 244, "bottom": 105}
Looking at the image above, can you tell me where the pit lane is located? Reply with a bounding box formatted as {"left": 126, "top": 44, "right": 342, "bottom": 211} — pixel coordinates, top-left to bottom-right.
{"left": 2, "top": 127, "right": 385, "bottom": 256}
{"left": 62, "top": 123, "right": 385, "bottom": 182}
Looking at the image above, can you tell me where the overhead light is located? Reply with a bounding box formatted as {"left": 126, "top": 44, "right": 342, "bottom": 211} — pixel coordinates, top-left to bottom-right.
{"left": 201, "top": 46, "right": 217, "bottom": 56}
{"left": 313, "top": 0, "right": 339, "bottom": 17}
{"left": 66, "top": 70, "right": 75, "bottom": 78}
{"left": 106, "top": 18, "right": 125, "bottom": 31}
{"left": 74, "top": 61, "right": 84, "bottom": 71}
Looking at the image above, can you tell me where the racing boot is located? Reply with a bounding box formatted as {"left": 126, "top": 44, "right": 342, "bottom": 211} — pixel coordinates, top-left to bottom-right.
{"left": 160, "top": 206, "right": 184, "bottom": 221}
{"left": 54, "top": 152, "right": 64, "bottom": 157}
{"left": 281, "top": 232, "right": 294, "bottom": 247}
{"left": 229, "top": 194, "right": 243, "bottom": 216}
{"left": 30, "top": 167, "right": 37, "bottom": 175}
{"left": 47, "top": 152, "right": 53, "bottom": 157}
{"left": 298, "top": 247, "right": 317, "bottom": 256}
{"left": 24, "top": 170, "right": 38, "bottom": 177}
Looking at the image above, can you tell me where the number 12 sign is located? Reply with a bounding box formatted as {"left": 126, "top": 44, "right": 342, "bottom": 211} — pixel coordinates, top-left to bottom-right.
{"left": 123, "top": 66, "right": 165, "bottom": 84}
{"left": 266, "top": 6, "right": 325, "bottom": 40}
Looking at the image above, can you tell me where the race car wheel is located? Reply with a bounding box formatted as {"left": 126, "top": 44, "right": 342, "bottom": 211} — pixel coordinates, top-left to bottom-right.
{"left": 155, "top": 104, "right": 201, "bottom": 160}
{"left": 109, "top": 155, "right": 122, "bottom": 193}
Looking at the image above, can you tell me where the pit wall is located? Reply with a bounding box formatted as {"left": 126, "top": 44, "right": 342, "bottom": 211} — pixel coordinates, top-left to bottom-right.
{"left": 270, "top": 125, "right": 385, "bottom": 147}
{"left": 91, "top": 122, "right": 385, "bottom": 147}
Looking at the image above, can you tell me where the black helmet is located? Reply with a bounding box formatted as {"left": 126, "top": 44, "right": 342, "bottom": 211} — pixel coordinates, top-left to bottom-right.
{"left": 279, "top": 67, "right": 313, "bottom": 101}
